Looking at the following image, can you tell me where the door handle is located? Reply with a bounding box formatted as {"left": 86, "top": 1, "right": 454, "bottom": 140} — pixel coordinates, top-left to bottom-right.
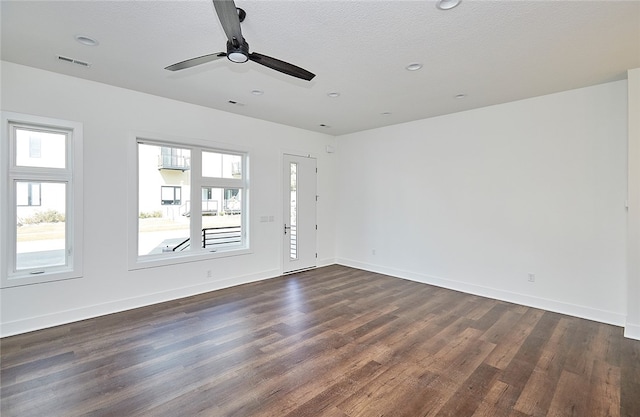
{"left": 284, "top": 224, "right": 291, "bottom": 235}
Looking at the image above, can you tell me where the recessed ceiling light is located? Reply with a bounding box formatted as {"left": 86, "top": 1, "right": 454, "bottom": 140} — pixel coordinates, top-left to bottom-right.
{"left": 327, "top": 92, "right": 340, "bottom": 98}
{"left": 455, "top": 93, "right": 467, "bottom": 99}
{"left": 319, "top": 124, "right": 331, "bottom": 128}
{"left": 251, "top": 89, "right": 264, "bottom": 96}
{"left": 74, "top": 35, "right": 99, "bottom": 46}
{"left": 405, "top": 63, "right": 423, "bottom": 71}
{"left": 436, "top": 0, "right": 462, "bottom": 10}
{"left": 381, "top": 112, "right": 392, "bottom": 116}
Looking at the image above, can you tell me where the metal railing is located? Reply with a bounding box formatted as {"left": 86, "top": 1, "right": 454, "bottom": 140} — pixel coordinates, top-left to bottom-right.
{"left": 179, "top": 200, "right": 220, "bottom": 217}
{"left": 157, "top": 154, "right": 191, "bottom": 171}
{"left": 173, "top": 226, "right": 242, "bottom": 252}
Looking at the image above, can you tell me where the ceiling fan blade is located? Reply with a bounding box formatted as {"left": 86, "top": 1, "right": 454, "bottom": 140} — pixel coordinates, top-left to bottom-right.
{"left": 165, "top": 52, "right": 227, "bottom": 71}
{"left": 249, "top": 52, "right": 315, "bottom": 81}
{"left": 213, "top": 0, "right": 243, "bottom": 45}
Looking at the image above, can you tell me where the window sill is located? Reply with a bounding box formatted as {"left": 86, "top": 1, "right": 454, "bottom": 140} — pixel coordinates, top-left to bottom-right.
{"left": 2, "top": 269, "right": 83, "bottom": 288}
{"left": 129, "top": 247, "right": 252, "bottom": 271}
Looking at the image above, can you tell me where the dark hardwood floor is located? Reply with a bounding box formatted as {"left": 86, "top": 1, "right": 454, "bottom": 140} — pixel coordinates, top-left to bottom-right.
{"left": 1, "top": 265, "right": 639, "bottom": 416}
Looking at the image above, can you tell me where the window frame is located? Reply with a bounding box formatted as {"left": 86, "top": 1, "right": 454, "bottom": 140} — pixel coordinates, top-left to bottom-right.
{"left": 1, "top": 112, "right": 83, "bottom": 288}
{"left": 129, "top": 133, "right": 250, "bottom": 270}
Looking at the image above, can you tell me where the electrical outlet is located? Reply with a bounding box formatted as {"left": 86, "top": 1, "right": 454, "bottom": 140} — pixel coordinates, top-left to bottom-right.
{"left": 372, "top": 249, "right": 376, "bottom": 256}
{"left": 528, "top": 273, "right": 535, "bottom": 283}
{"left": 207, "top": 270, "right": 213, "bottom": 278}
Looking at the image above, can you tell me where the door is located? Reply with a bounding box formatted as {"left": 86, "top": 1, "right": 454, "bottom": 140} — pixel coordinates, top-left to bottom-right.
{"left": 283, "top": 154, "right": 317, "bottom": 274}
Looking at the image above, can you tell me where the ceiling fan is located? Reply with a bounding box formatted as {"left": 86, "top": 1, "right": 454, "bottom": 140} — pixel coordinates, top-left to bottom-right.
{"left": 165, "top": 0, "right": 315, "bottom": 81}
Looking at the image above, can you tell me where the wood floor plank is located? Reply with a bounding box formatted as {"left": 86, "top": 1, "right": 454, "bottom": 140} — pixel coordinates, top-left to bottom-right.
{"left": 620, "top": 336, "right": 640, "bottom": 417}
{"left": 469, "top": 380, "right": 512, "bottom": 417}
{"left": 433, "top": 363, "right": 500, "bottom": 417}
{"left": 2, "top": 265, "right": 638, "bottom": 417}
{"left": 483, "top": 308, "right": 545, "bottom": 370}
{"left": 546, "top": 370, "right": 590, "bottom": 417}
{"left": 586, "top": 360, "right": 621, "bottom": 417}
{"left": 512, "top": 317, "right": 573, "bottom": 416}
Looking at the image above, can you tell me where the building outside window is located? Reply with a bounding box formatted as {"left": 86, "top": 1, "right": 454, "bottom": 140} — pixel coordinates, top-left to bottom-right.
{"left": 160, "top": 186, "right": 182, "bottom": 205}
{"left": 16, "top": 182, "right": 42, "bottom": 206}
{"left": 29, "top": 136, "right": 41, "bottom": 158}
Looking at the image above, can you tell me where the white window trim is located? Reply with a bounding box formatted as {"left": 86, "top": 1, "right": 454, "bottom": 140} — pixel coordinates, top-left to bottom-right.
{"left": 128, "top": 132, "right": 251, "bottom": 271}
{"left": 1, "top": 112, "right": 83, "bottom": 288}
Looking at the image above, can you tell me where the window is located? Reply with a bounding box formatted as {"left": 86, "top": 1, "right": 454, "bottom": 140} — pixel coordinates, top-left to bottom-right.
{"left": 16, "top": 182, "right": 42, "bottom": 206}
{"left": 29, "top": 137, "right": 41, "bottom": 158}
{"left": 160, "top": 186, "right": 182, "bottom": 205}
{"left": 135, "top": 139, "right": 248, "bottom": 264}
{"left": 202, "top": 151, "right": 242, "bottom": 178}
{"left": 1, "top": 112, "right": 83, "bottom": 287}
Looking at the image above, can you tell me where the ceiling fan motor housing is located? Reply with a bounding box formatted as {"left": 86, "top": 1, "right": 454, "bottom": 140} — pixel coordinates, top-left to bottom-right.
{"left": 227, "top": 39, "right": 249, "bottom": 63}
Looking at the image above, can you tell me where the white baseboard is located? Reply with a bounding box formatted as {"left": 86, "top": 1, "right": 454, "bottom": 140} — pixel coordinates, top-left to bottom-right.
{"left": 317, "top": 257, "right": 336, "bottom": 268}
{"left": 624, "top": 322, "right": 640, "bottom": 340}
{"left": 0, "top": 268, "right": 281, "bottom": 338}
{"left": 335, "top": 258, "right": 626, "bottom": 328}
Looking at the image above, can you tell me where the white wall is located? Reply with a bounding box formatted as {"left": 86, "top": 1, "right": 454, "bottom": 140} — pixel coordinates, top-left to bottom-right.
{"left": 335, "top": 81, "right": 629, "bottom": 326}
{"left": 0, "top": 60, "right": 633, "bottom": 337}
{"left": 0, "top": 61, "right": 337, "bottom": 336}
{"left": 627, "top": 68, "right": 640, "bottom": 339}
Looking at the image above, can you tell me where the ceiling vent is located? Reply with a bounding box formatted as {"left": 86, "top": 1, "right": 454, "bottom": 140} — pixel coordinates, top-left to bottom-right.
{"left": 57, "top": 55, "right": 91, "bottom": 67}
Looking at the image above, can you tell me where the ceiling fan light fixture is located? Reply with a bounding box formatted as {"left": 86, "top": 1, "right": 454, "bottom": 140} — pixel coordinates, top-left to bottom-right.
{"left": 228, "top": 52, "right": 248, "bottom": 63}
{"left": 436, "top": 0, "right": 462, "bottom": 10}
{"left": 226, "top": 39, "right": 249, "bottom": 63}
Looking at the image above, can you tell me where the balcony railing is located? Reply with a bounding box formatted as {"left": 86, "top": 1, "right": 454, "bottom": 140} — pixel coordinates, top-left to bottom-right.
{"left": 180, "top": 200, "right": 220, "bottom": 217}
{"left": 157, "top": 154, "right": 191, "bottom": 171}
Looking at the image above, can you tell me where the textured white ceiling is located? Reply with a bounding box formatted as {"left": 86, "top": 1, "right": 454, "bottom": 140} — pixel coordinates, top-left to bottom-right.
{"left": 2, "top": 0, "right": 639, "bottom": 135}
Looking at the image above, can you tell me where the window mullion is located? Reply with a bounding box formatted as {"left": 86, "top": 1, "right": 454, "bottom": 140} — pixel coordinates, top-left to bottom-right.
{"left": 191, "top": 147, "right": 203, "bottom": 251}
